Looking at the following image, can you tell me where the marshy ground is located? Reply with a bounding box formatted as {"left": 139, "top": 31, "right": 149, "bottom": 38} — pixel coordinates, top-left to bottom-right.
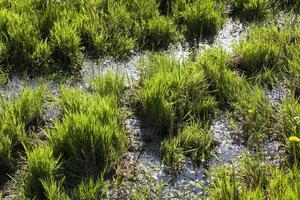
{"left": 0, "top": 0, "right": 300, "bottom": 199}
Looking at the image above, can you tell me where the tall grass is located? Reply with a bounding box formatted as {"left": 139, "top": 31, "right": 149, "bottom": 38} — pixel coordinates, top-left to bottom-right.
{"left": 233, "top": 24, "right": 300, "bottom": 82}
{"left": 88, "top": 71, "right": 126, "bottom": 99}
{"left": 49, "top": 87, "right": 127, "bottom": 181}
{"left": 141, "top": 16, "right": 180, "bottom": 49}
{"left": 72, "top": 177, "right": 109, "bottom": 200}
{"left": 161, "top": 122, "right": 214, "bottom": 168}
{"left": 0, "top": 134, "right": 13, "bottom": 174}
{"left": 0, "top": 0, "right": 230, "bottom": 74}
{"left": 229, "top": 0, "right": 272, "bottom": 21}
{"left": 175, "top": 0, "right": 226, "bottom": 43}
{"left": 41, "top": 178, "right": 70, "bottom": 200}
{"left": 0, "top": 86, "right": 47, "bottom": 176}
{"left": 50, "top": 18, "right": 82, "bottom": 72}
{"left": 23, "top": 145, "right": 60, "bottom": 199}
{"left": 136, "top": 54, "right": 217, "bottom": 135}
{"left": 287, "top": 43, "right": 300, "bottom": 97}
{"left": 206, "top": 156, "right": 300, "bottom": 199}
{"left": 280, "top": 98, "right": 300, "bottom": 165}
{"left": 197, "top": 48, "right": 278, "bottom": 144}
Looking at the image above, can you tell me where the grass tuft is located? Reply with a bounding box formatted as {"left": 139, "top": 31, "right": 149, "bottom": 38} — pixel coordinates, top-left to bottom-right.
{"left": 23, "top": 145, "right": 60, "bottom": 199}
{"left": 136, "top": 54, "right": 216, "bottom": 135}
{"left": 161, "top": 122, "right": 214, "bottom": 168}
{"left": 49, "top": 88, "right": 127, "bottom": 181}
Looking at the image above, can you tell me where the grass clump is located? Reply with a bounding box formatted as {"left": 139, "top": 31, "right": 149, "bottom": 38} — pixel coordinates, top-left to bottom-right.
{"left": 136, "top": 54, "right": 217, "bottom": 135}
{"left": 0, "top": 135, "right": 13, "bottom": 174}
{"left": 41, "top": 178, "right": 70, "bottom": 200}
{"left": 206, "top": 157, "right": 300, "bottom": 200}
{"left": 0, "top": 0, "right": 229, "bottom": 74}
{"left": 82, "top": 2, "right": 136, "bottom": 58}
{"left": 49, "top": 110, "right": 127, "bottom": 178}
{"left": 161, "top": 123, "right": 214, "bottom": 168}
{"left": 287, "top": 44, "right": 300, "bottom": 97}
{"left": 89, "top": 71, "right": 126, "bottom": 99}
{"left": 233, "top": 25, "right": 282, "bottom": 76}
{"left": 141, "top": 16, "right": 180, "bottom": 49}
{"left": 280, "top": 98, "right": 300, "bottom": 165}
{"left": 233, "top": 24, "right": 300, "bottom": 82}
{"left": 197, "top": 49, "right": 278, "bottom": 144}
{"left": 176, "top": 0, "right": 226, "bottom": 43}
{"left": 197, "top": 48, "right": 247, "bottom": 105}
{"left": 72, "top": 177, "right": 109, "bottom": 200}
{"left": 50, "top": 19, "right": 82, "bottom": 72}
{"left": 0, "top": 86, "right": 47, "bottom": 176}
{"left": 49, "top": 87, "right": 127, "bottom": 180}
{"left": 233, "top": 85, "right": 277, "bottom": 143}
{"left": 23, "top": 145, "right": 61, "bottom": 199}
{"left": 161, "top": 136, "right": 184, "bottom": 169}
{"left": 229, "top": 0, "right": 271, "bottom": 21}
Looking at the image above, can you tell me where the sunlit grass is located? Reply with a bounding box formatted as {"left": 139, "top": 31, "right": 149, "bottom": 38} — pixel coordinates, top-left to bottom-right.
{"left": 49, "top": 87, "right": 128, "bottom": 182}
{"left": 205, "top": 155, "right": 300, "bottom": 199}
{"left": 197, "top": 48, "right": 278, "bottom": 144}
{"left": 23, "top": 145, "right": 60, "bottom": 199}
{"left": 0, "top": 86, "right": 47, "bottom": 175}
{"left": 161, "top": 122, "right": 214, "bottom": 168}
{"left": 136, "top": 53, "right": 216, "bottom": 135}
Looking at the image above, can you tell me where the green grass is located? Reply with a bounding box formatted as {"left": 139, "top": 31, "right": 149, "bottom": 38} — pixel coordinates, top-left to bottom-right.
{"left": 206, "top": 155, "right": 300, "bottom": 200}
{"left": 41, "top": 178, "right": 70, "bottom": 200}
{"left": 176, "top": 0, "right": 226, "bottom": 43}
{"left": 229, "top": 0, "right": 272, "bottom": 21}
{"left": 161, "top": 122, "right": 214, "bottom": 168}
{"left": 50, "top": 18, "right": 83, "bottom": 72}
{"left": 23, "top": 145, "right": 60, "bottom": 199}
{"left": 197, "top": 48, "right": 278, "bottom": 145}
{"left": 280, "top": 98, "right": 300, "bottom": 165}
{"left": 89, "top": 71, "right": 126, "bottom": 99}
{"left": 233, "top": 24, "right": 300, "bottom": 82}
{"left": 71, "top": 177, "right": 109, "bottom": 200}
{"left": 141, "top": 15, "right": 180, "bottom": 49}
{"left": 12, "top": 72, "right": 129, "bottom": 198}
{"left": 136, "top": 53, "right": 217, "bottom": 135}
{"left": 0, "top": 86, "right": 47, "bottom": 175}
{"left": 49, "top": 87, "right": 128, "bottom": 181}
{"left": 0, "top": 0, "right": 230, "bottom": 75}
{"left": 287, "top": 43, "right": 300, "bottom": 97}
{"left": 0, "top": 134, "right": 13, "bottom": 174}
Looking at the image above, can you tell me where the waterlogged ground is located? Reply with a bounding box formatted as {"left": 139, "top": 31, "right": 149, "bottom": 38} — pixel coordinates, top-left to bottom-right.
{"left": 0, "top": 17, "right": 291, "bottom": 199}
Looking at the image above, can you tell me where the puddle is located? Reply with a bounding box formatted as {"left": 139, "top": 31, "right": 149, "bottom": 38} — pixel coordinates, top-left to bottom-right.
{"left": 81, "top": 53, "right": 142, "bottom": 86}
{"left": 214, "top": 18, "right": 245, "bottom": 53}
{"left": 211, "top": 117, "right": 246, "bottom": 164}
{"left": 267, "top": 81, "right": 290, "bottom": 106}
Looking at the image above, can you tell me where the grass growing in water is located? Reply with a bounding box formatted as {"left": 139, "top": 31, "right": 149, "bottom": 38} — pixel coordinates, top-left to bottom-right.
{"left": 88, "top": 71, "right": 126, "bottom": 99}
{"left": 49, "top": 84, "right": 127, "bottom": 182}
{"left": 206, "top": 155, "right": 300, "bottom": 199}
{"left": 233, "top": 24, "right": 300, "bottom": 83}
{"left": 161, "top": 122, "right": 214, "bottom": 168}
{"left": 197, "top": 48, "right": 278, "bottom": 144}
{"left": 22, "top": 145, "right": 60, "bottom": 199}
{"left": 136, "top": 53, "right": 217, "bottom": 136}
{"left": 174, "top": 0, "right": 226, "bottom": 43}
{"left": 0, "top": 0, "right": 228, "bottom": 75}
{"left": 0, "top": 86, "right": 47, "bottom": 176}
{"left": 229, "top": 0, "right": 272, "bottom": 21}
